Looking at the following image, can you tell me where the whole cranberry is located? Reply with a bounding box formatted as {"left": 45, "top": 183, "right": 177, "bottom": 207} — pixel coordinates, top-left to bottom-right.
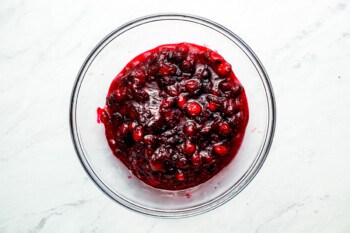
{"left": 217, "top": 63, "right": 231, "bottom": 77}
{"left": 184, "top": 122, "right": 197, "bottom": 136}
{"left": 219, "top": 81, "right": 232, "bottom": 91}
{"left": 218, "top": 123, "right": 232, "bottom": 136}
{"left": 150, "top": 160, "right": 163, "bottom": 171}
{"left": 201, "top": 67, "right": 211, "bottom": 79}
{"left": 168, "top": 64, "right": 178, "bottom": 75}
{"left": 132, "top": 126, "right": 144, "bottom": 142}
{"left": 119, "top": 123, "right": 129, "bottom": 137}
{"left": 186, "top": 101, "right": 202, "bottom": 116}
{"left": 175, "top": 170, "right": 185, "bottom": 181}
{"left": 148, "top": 64, "right": 159, "bottom": 76}
{"left": 191, "top": 151, "right": 202, "bottom": 165}
{"left": 177, "top": 94, "right": 187, "bottom": 108}
{"left": 131, "top": 69, "right": 146, "bottom": 85}
{"left": 159, "top": 63, "right": 171, "bottom": 76}
{"left": 98, "top": 108, "right": 109, "bottom": 124}
{"left": 230, "top": 82, "right": 242, "bottom": 97}
{"left": 208, "top": 101, "right": 219, "bottom": 111}
{"left": 223, "top": 98, "right": 236, "bottom": 116}
{"left": 213, "top": 144, "right": 228, "bottom": 156}
{"left": 165, "top": 85, "right": 179, "bottom": 96}
{"left": 161, "top": 97, "right": 175, "bottom": 109}
{"left": 174, "top": 44, "right": 188, "bottom": 62}
{"left": 186, "top": 79, "right": 201, "bottom": 94}
{"left": 184, "top": 141, "right": 196, "bottom": 155}
{"left": 181, "top": 60, "right": 193, "bottom": 73}
{"left": 113, "top": 87, "right": 126, "bottom": 101}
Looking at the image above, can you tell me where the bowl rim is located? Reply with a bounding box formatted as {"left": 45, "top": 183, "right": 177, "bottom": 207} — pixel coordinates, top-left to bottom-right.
{"left": 69, "top": 13, "right": 276, "bottom": 218}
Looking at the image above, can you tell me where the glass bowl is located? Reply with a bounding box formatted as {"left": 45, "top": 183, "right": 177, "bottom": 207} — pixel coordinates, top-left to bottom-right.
{"left": 70, "top": 13, "right": 276, "bottom": 218}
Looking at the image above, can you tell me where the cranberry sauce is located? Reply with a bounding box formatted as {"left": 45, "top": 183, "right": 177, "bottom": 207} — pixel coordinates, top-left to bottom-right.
{"left": 98, "top": 43, "right": 249, "bottom": 190}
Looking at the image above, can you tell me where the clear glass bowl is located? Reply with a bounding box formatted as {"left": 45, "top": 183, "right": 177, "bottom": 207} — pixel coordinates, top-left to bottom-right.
{"left": 70, "top": 14, "right": 276, "bottom": 218}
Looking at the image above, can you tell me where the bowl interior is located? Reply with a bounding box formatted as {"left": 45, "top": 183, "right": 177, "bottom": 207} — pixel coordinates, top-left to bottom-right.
{"left": 72, "top": 15, "right": 273, "bottom": 217}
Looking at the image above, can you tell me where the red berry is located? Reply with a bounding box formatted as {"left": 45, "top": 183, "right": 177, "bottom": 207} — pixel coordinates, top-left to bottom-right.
{"left": 214, "top": 145, "right": 228, "bottom": 156}
{"left": 175, "top": 170, "right": 185, "bottom": 181}
{"left": 223, "top": 98, "right": 236, "bottom": 116}
{"left": 175, "top": 44, "right": 189, "bottom": 60}
{"left": 208, "top": 101, "right": 219, "bottom": 111}
{"left": 132, "top": 126, "right": 143, "bottom": 142}
{"left": 184, "top": 123, "right": 197, "bottom": 136}
{"left": 119, "top": 123, "right": 129, "bottom": 137}
{"left": 186, "top": 80, "right": 200, "bottom": 94}
{"left": 177, "top": 94, "right": 187, "bottom": 108}
{"left": 160, "top": 64, "right": 170, "bottom": 75}
{"left": 181, "top": 60, "right": 193, "bottom": 73}
{"left": 184, "top": 141, "right": 196, "bottom": 155}
{"left": 165, "top": 85, "right": 179, "bottom": 96}
{"left": 147, "top": 64, "right": 159, "bottom": 76}
{"left": 231, "top": 82, "right": 242, "bottom": 97}
{"left": 219, "top": 81, "right": 232, "bottom": 91}
{"left": 174, "top": 48, "right": 187, "bottom": 62}
{"left": 186, "top": 102, "right": 202, "bottom": 116}
{"left": 150, "top": 161, "right": 163, "bottom": 171}
{"left": 132, "top": 69, "right": 146, "bottom": 84}
{"left": 161, "top": 97, "right": 175, "bottom": 109}
{"left": 98, "top": 108, "right": 109, "bottom": 124}
{"left": 217, "top": 63, "right": 231, "bottom": 76}
{"left": 191, "top": 151, "right": 202, "bottom": 164}
{"left": 201, "top": 68, "right": 211, "bottom": 79}
{"left": 114, "top": 88, "right": 125, "bottom": 101}
{"left": 219, "top": 123, "right": 232, "bottom": 136}
{"left": 168, "top": 64, "right": 178, "bottom": 75}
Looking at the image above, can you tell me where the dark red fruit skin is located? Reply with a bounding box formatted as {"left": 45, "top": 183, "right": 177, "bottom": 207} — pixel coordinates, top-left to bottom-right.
{"left": 98, "top": 43, "right": 249, "bottom": 190}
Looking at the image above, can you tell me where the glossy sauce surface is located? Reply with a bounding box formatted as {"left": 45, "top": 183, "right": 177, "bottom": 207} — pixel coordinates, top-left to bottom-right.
{"left": 98, "top": 43, "right": 249, "bottom": 190}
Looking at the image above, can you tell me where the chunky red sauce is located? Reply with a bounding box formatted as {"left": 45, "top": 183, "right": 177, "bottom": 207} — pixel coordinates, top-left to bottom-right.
{"left": 98, "top": 43, "right": 249, "bottom": 190}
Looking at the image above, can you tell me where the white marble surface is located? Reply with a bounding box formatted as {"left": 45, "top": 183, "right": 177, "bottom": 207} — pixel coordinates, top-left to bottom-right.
{"left": 1, "top": 0, "right": 350, "bottom": 232}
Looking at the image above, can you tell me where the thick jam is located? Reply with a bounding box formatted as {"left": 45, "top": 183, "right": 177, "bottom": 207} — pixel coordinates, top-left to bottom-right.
{"left": 98, "top": 43, "right": 249, "bottom": 190}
